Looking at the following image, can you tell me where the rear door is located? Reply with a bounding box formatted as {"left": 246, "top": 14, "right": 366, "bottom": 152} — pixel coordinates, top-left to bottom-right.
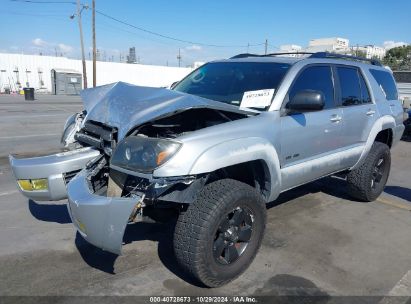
{"left": 336, "top": 66, "right": 377, "bottom": 167}
{"left": 280, "top": 65, "right": 344, "bottom": 190}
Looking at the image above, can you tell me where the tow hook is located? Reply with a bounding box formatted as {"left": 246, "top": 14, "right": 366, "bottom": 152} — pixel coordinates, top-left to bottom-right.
{"left": 129, "top": 194, "right": 146, "bottom": 223}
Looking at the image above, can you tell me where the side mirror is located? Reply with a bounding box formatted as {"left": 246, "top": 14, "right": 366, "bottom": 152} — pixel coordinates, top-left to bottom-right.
{"left": 287, "top": 90, "right": 325, "bottom": 112}
{"left": 170, "top": 81, "right": 179, "bottom": 89}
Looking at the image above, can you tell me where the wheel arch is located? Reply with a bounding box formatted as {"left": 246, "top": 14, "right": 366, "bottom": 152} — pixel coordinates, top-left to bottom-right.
{"left": 206, "top": 159, "right": 272, "bottom": 201}
{"left": 351, "top": 115, "right": 395, "bottom": 170}
{"left": 189, "top": 137, "right": 282, "bottom": 202}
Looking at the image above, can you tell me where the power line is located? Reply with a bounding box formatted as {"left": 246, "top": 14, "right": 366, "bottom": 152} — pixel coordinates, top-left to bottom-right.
{"left": 10, "top": 0, "right": 76, "bottom": 4}
{"left": 10, "top": 0, "right": 266, "bottom": 48}
{"left": 95, "top": 10, "right": 264, "bottom": 48}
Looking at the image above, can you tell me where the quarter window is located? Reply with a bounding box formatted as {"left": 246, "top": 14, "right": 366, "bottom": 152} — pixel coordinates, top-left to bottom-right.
{"left": 370, "top": 69, "right": 398, "bottom": 100}
{"left": 289, "top": 66, "right": 335, "bottom": 109}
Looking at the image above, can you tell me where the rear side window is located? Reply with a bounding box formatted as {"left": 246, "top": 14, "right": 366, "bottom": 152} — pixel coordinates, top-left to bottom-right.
{"left": 337, "top": 67, "right": 371, "bottom": 106}
{"left": 337, "top": 67, "right": 361, "bottom": 106}
{"left": 370, "top": 69, "right": 398, "bottom": 100}
{"left": 359, "top": 72, "right": 371, "bottom": 103}
{"left": 289, "top": 65, "right": 335, "bottom": 109}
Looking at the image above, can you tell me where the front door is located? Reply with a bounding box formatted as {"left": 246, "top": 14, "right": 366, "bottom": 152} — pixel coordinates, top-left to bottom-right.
{"left": 280, "top": 65, "right": 344, "bottom": 190}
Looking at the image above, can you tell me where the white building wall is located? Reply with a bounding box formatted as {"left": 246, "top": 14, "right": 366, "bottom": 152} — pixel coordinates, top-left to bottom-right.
{"left": 280, "top": 45, "right": 302, "bottom": 52}
{"left": 0, "top": 53, "right": 193, "bottom": 93}
{"left": 309, "top": 37, "right": 349, "bottom": 49}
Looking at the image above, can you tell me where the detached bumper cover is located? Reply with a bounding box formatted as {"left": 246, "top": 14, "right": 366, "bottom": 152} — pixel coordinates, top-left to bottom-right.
{"left": 9, "top": 148, "right": 100, "bottom": 201}
{"left": 67, "top": 169, "right": 142, "bottom": 255}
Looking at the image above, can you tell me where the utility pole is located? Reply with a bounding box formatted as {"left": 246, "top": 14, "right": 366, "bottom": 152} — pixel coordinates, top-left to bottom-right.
{"left": 177, "top": 48, "right": 182, "bottom": 67}
{"left": 72, "top": 0, "right": 88, "bottom": 89}
{"left": 92, "top": 0, "right": 96, "bottom": 87}
{"left": 265, "top": 39, "right": 268, "bottom": 55}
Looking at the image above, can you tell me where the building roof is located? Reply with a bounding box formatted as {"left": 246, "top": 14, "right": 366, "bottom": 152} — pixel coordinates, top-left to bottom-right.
{"left": 51, "top": 68, "right": 81, "bottom": 74}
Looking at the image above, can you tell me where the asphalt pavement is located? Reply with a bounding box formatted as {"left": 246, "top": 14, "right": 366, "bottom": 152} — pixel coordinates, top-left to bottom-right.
{"left": 0, "top": 94, "right": 410, "bottom": 298}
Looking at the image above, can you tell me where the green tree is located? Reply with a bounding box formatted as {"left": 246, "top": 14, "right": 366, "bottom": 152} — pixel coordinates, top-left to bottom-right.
{"left": 355, "top": 50, "right": 367, "bottom": 58}
{"left": 383, "top": 45, "right": 411, "bottom": 70}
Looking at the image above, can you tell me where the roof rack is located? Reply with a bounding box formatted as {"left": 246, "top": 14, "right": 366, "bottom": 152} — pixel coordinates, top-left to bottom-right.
{"left": 230, "top": 52, "right": 314, "bottom": 59}
{"left": 309, "top": 52, "right": 382, "bottom": 66}
{"left": 230, "top": 51, "right": 382, "bottom": 66}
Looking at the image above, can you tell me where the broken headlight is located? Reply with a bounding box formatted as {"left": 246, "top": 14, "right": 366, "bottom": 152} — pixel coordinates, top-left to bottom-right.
{"left": 110, "top": 136, "right": 181, "bottom": 173}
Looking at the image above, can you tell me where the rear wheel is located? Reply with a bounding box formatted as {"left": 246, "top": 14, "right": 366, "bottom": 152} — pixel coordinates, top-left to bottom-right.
{"left": 347, "top": 142, "right": 391, "bottom": 202}
{"left": 173, "top": 179, "right": 266, "bottom": 287}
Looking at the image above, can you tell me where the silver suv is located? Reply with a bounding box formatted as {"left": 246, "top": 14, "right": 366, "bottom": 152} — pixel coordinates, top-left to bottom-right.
{"left": 10, "top": 52, "right": 405, "bottom": 287}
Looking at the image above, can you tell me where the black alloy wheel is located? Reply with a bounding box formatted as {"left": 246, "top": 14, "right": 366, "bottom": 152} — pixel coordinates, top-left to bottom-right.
{"left": 213, "top": 207, "right": 253, "bottom": 265}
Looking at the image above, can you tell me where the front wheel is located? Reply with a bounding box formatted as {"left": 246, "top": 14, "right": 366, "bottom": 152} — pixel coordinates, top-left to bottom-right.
{"left": 173, "top": 179, "right": 267, "bottom": 287}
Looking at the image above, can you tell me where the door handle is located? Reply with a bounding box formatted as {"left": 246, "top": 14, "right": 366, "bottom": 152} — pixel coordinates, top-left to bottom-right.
{"left": 366, "top": 110, "right": 376, "bottom": 116}
{"left": 330, "top": 115, "right": 342, "bottom": 122}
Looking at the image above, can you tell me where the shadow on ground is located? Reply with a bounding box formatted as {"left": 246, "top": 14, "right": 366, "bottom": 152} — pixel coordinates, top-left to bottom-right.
{"left": 74, "top": 221, "right": 201, "bottom": 285}
{"left": 28, "top": 199, "right": 71, "bottom": 224}
{"left": 26, "top": 176, "right": 373, "bottom": 286}
{"left": 384, "top": 186, "right": 411, "bottom": 202}
{"left": 75, "top": 232, "right": 118, "bottom": 274}
{"left": 267, "top": 176, "right": 358, "bottom": 209}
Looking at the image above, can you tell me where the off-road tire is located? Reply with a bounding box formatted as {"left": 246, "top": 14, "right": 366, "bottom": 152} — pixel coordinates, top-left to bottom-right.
{"left": 347, "top": 142, "right": 391, "bottom": 202}
{"left": 173, "top": 179, "right": 266, "bottom": 287}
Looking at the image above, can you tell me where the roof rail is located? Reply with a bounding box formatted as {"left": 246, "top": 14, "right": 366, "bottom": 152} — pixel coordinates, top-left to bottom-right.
{"left": 230, "top": 52, "right": 314, "bottom": 59}
{"left": 309, "top": 52, "right": 382, "bottom": 66}
{"left": 230, "top": 53, "right": 266, "bottom": 59}
{"left": 229, "top": 52, "right": 383, "bottom": 66}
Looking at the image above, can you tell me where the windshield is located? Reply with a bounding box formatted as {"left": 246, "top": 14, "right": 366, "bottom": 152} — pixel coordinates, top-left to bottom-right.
{"left": 173, "top": 62, "right": 290, "bottom": 108}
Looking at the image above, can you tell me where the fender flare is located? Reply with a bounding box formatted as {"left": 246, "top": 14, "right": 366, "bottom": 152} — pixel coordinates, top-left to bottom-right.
{"left": 351, "top": 115, "right": 395, "bottom": 170}
{"left": 189, "top": 137, "right": 282, "bottom": 201}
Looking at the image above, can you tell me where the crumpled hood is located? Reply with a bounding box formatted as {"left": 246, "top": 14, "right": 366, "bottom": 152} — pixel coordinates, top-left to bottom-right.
{"left": 81, "top": 82, "right": 256, "bottom": 140}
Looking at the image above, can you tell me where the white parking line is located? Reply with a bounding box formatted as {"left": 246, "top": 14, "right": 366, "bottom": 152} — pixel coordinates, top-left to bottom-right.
{"left": 0, "top": 190, "right": 18, "bottom": 197}
{"left": 0, "top": 133, "right": 60, "bottom": 140}
{"left": 0, "top": 114, "right": 69, "bottom": 119}
{"left": 379, "top": 270, "right": 411, "bottom": 303}
{"left": 389, "top": 270, "right": 411, "bottom": 296}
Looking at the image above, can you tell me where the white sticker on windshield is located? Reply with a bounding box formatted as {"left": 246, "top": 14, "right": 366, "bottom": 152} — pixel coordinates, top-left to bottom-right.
{"left": 240, "top": 89, "right": 275, "bottom": 109}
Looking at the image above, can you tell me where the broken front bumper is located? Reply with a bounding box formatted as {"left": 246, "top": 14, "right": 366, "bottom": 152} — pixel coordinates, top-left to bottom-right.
{"left": 67, "top": 169, "right": 142, "bottom": 255}
{"left": 9, "top": 148, "right": 101, "bottom": 201}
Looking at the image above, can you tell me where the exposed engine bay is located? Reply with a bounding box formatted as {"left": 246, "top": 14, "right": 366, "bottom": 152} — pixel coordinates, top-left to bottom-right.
{"left": 131, "top": 108, "right": 248, "bottom": 139}
{"left": 68, "top": 107, "right": 250, "bottom": 223}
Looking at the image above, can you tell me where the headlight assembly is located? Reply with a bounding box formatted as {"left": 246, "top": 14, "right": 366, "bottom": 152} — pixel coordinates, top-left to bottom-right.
{"left": 110, "top": 136, "right": 182, "bottom": 173}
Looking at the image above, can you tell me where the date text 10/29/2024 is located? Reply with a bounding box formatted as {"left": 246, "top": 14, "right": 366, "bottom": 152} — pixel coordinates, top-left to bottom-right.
{"left": 149, "top": 296, "right": 257, "bottom": 303}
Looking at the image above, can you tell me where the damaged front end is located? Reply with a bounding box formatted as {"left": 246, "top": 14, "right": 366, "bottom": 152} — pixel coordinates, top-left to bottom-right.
{"left": 10, "top": 82, "right": 256, "bottom": 254}
{"left": 67, "top": 152, "right": 207, "bottom": 255}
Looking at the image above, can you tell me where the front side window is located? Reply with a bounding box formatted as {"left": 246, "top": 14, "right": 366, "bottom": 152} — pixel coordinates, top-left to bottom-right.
{"left": 288, "top": 65, "right": 335, "bottom": 109}
{"left": 370, "top": 69, "right": 398, "bottom": 100}
{"left": 173, "top": 62, "right": 290, "bottom": 108}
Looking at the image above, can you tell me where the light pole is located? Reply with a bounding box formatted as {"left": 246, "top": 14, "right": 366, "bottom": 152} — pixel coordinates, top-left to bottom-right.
{"left": 92, "top": 0, "right": 96, "bottom": 87}
{"left": 177, "top": 48, "right": 182, "bottom": 67}
{"left": 70, "top": 1, "right": 89, "bottom": 89}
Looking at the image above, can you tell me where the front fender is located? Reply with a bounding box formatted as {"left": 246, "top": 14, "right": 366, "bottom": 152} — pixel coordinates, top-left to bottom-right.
{"left": 189, "top": 137, "right": 281, "bottom": 201}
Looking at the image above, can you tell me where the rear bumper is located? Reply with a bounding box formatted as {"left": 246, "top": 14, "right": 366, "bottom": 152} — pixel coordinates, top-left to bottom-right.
{"left": 67, "top": 169, "right": 142, "bottom": 255}
{"left": 9, "top": 147, "right": 100, "bottom": 201}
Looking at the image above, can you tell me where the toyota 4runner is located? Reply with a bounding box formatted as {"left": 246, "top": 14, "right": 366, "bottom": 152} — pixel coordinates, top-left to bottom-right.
{"left": 10, "top": 52, "right": 405, "bottom": 287}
